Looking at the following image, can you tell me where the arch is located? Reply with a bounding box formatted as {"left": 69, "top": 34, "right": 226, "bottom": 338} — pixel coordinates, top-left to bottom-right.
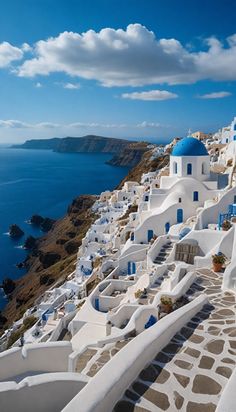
{"left": 177, "top": 208, "right": 183, "bottom": 223}
{"left": 165, "top": 222, "right": 170, "bottom": 233}
{"left": 187, "top": 163, "right": 192, "bottom": 175}
{"left": 202, "top": 162, "right": 208, "bottom": 175}
{"left": 173, "top": 161, "right": 178, "bottom": 174}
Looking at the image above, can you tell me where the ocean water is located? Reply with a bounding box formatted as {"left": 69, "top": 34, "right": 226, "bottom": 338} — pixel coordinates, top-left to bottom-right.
{"left": 0, "top": 147, "right": 129, "bottom": 309}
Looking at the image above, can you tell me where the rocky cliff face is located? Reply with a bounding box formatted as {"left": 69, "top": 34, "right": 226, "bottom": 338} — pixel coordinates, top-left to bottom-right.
{"left": 106, "top": 142, "right": 150, "bottom": 167}
{"left": 12, "top": 135, "right": 134, "bottom": 154}
{"left": 1, "top": 195, "right": 97, "bottom": 329}
{"left": 117, "top": 150, "right": 169, "bottom": 188}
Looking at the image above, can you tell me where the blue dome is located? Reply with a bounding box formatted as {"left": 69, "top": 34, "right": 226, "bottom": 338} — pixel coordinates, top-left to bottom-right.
{"left": 172, "top": 137, "right": 208, "bottom": 157}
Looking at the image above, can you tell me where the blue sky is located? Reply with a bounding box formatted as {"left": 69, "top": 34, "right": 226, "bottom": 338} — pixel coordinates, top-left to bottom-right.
{"left": 0, "top": 0, "right": 236, "bottom": 143}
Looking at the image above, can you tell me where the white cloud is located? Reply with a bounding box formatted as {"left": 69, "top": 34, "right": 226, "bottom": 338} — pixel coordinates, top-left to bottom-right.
{"left": 122, "top": 89, "right": 178, "bottom": 101}
{"left": 198, "top": 91, "right": 232, "bottom": 99}
{"left": 0, "top": 42, "right": 24, "bottom": 68}
{"left": 137, "top": 121, "right": 161, "bottom": 128}
{"left": 21, "top": 43, "right": 32, "bottom": 52}
{"left": 0, "top": 120, "right": 59, "bottom": 129}
{"left": 0, "top": 120, "right": 31, "bottom": 128}
{"left": 14, "top": 24, "right": 236, "bottom": 86}
{"left": 63, "top": 82, "right": 80, "bottom": 89}
{"left": 35, "top": 82, "right": 42, "bottom": 88}
{"left": 0, "top": 119, "right": 163, "bottom": 130}
{"left": 36, "top": 122, "right": 60, "bottom": 128}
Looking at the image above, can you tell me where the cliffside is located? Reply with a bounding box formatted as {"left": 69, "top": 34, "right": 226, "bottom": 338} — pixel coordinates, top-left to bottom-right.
{"left": 117, "top": 150, "right": 169, "bottom": 188}
{"left": 1, "top": 145, "right": 168, "bottom": 331}
{"left": 12, "top": 135, "right": 134, "bottom": 154}
{"left": 12, "top": 136, "right": 152, "bottom": 168}
{"left": 106, "top": 142, "right": 150, "bottom": 167}
{"left": 1, "top": 195, "right": 97, "bottom": 329}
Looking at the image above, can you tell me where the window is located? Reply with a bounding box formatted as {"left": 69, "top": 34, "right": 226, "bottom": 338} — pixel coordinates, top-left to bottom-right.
{"left": 202, "top": 162, "right": 207, "bottom": 175}
{"left": 179, "top": 198, "right": 182, "bottom": 203}
{"left": 187, "top": 163, "right": 192, "bottom": 175}
{"left": 145, "top": 195, "right": 149, "bottom": 202}
{"left": 173, "top": 161, "right": 178, "bottom": 174}
{"left": 193, "top": 191, "right": 199, "bottom": 201}
{"left": 234, "top": 195, "right": 236, "bottom": 204}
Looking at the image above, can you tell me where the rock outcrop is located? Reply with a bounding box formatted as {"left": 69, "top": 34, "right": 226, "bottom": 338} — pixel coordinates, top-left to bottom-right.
{"left": 9, "top": 224, "right": 24, "bottom": 238}
{"left": 30, "top": 215, "right": 55, "bottom": 232}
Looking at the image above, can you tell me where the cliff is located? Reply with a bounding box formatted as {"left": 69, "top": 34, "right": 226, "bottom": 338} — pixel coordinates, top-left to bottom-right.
{"left": 1, "top": 146, "right": 168, "bottom": 330}
{"left": 106, "top": 142, "right": 150, "bottom": 167}
{"left": 117, "top": 150, "right": 169, "bottom": 188}
{"left": 1, "top": 195, "right": 97, "bottom": 329}
{"left": 12, "top": 135, "right": 133, "bottom": 154}
{"left": 12, "top": 136, "right": 151, "bottom": 168}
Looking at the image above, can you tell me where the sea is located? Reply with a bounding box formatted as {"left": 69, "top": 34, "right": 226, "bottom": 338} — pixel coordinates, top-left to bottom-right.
{"left": 0, "top": 147, "right": 129, "bottom": 309}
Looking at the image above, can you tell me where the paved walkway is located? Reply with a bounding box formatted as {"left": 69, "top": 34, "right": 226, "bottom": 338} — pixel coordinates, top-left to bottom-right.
{"left": 114, "top": 269, "right": 236, "bottom": 412}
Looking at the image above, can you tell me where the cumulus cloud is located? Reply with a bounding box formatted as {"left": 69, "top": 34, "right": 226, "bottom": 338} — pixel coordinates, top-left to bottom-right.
{"left": 198, "top": 91, "right": 232, "bottom": 99}
{"left": 0, "top": 42, "right": 24, "bottom": 68}
{"left": 14, "top": 24, "right": 236, "bottom": 86}
{"left": 122, "top": 89, "right": 178, "bottom": 100}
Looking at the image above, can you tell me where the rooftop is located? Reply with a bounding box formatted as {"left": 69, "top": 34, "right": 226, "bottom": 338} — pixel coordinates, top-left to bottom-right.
{"left": 172, "top": 137, "right": 209, "bottom": 157}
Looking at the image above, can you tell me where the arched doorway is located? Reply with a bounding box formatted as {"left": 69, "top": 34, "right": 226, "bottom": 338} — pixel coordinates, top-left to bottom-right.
{"left": 165, "top": 222, "right": 170, "bottom": 233}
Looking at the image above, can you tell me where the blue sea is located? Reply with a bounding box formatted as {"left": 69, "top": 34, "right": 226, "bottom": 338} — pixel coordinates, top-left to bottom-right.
{"left": 0, "top": 147, "right": 129, "bottom": 309}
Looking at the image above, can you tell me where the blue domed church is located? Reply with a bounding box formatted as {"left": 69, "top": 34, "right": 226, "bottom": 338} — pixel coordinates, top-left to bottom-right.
{"left": 170, "top": 137, "right": 210, "bottom": 181}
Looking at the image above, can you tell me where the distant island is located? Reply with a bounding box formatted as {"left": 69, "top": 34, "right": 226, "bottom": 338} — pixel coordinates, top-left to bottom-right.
{"left": 12, "top": 135, "right": 152, "bottom": 167}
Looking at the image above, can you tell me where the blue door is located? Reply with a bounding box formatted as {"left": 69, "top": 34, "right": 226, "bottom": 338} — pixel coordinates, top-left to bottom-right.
{"left": 128, "top": 261, "right": 132, "bottom": 275}
{"left": 193, "top": 191, "right": 199, "bottom": 201}
{"left": 130, "top": 232, "right": 134, "bottom": 241}
{"left": 165, "top": 222, "right": 170, "bottom": 233}
{"left": 147, "top": 229, "right": 154, "bottom": 242}
{"left": 95, "top": 298, "right": 99, "bottom": 311}
{"left": 187, "top": 163, "right": 192, "bottom": 175}
{"left": 177, "top": 209, "right": 183, "bottom": 223}
{"left": 128, "top": 262, "right": 136, "bottom": 274}
{"left": 234, "top": 195, "right": 236, "bottom": 204}
{"left": 132, "top": 262, "right": 136, "bottom": 274}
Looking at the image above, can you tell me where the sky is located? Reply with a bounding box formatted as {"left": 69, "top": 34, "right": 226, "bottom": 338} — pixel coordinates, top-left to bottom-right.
{"left": 0, "top": 0, "right": 236, "bottom": 143}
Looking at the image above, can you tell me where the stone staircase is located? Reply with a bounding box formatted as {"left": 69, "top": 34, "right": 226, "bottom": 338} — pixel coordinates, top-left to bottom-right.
{"left": 114, "top": 269, "right": 236, "bottom": 412}
{"left": 154, "top": 241, "right": 174, "bottom": 265}
{"left": 75, "top": 338, "right": 133, "bottom": 377}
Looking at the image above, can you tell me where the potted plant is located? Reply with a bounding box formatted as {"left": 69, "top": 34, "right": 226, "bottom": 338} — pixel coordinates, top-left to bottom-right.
{"left": 135, "top": 289, "right": 142, "bottom": 299}
{"left": 222, "top": 220, "right": 232, "bottom": 231}
{"left": 160, "top": 296, "right": 173, "bottom": 313}
{"left": 212, "top": 253, "right": 226, "bottom": 272}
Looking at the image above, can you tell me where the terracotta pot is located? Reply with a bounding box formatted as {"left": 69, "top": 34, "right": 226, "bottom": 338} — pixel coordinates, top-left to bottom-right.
{"left": 160, "top": 303, "right": 172, "bottom": 313}
{"left": 213, "top": 262, "right": 223, "bottom": 272}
